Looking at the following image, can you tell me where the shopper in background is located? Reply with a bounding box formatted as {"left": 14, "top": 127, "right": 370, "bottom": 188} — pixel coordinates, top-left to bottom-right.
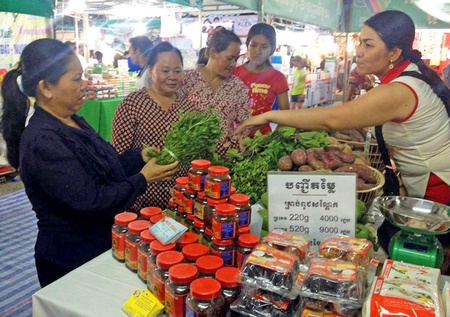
{"left": 112, "top": 42, "right": 193, "bottom": 211}
{"left": 0, "top": 38, "right": 179, "bottom": 287}
{"left": 94, "top": 51, "right": 103, "bottom": 64}
{"left": 179, "top": 27, "right": 250, "bottom": 158}
{"left": 232, "top": 23, "right": 289, "bottom": 136}
{"left": 336, "top": 56, "right": 345, "bottom": 92}
{"left": 290, "top": 56, "right": 307, "bottom": 109}
{"left": 237, "top": 10, "right": 450, "bottom": 206}
{"left": 196, "top": 47, "right": 208, "bottom": 66}
{"left": 346, "top": 67, "right": 375, "bottom": 101}
{"left": 129, "top": 36, "right": 153, "bottom": 89}
{"left": 124, "top": 50, "right": 142, "bottom": 73}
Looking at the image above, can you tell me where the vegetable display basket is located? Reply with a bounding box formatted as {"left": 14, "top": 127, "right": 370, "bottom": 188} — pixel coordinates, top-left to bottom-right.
{"left": 356, "top": 166, "right": 385, "bottom": 207}
{"left": 337, "top": 139, "right": 384, "bottom": 172}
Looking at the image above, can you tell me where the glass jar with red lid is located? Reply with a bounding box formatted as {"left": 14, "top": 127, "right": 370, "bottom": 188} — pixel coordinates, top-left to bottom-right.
{"left": 212, "top": 203, "right": 237, "bottom": 240}
{"left": 188, "top": 159, "right": 211, "bottom": 191}
{"left": 152, "top": 250, "right": 184, "bottom": 302}
{"left": 182, "top": 243, "right": 209, "bottom": 263}
{"left": 194, "top": 191, "right": 207, "bottom": 220}
{"left": 196, "top": 255, "right": 224, "bottom": 278}
{"left": 229, "top": 193, "right": 251, "bottom": 228}
{"left": 204, "top": 197, "right": 228, "bottom": 230}
{"left": 173, "top": 177, "right": 188, "bottom": 206}
{"left": 176, "top": 231, "right": 199, "bottom": 251}
{"left": 147, "top": 240, "right": 176, "bottom": 292}
{"left": 182, "top": 186, "right": 196, "bottom": 215}
{"left": 150, "top": 214, "right": 166, "bottom": 225}
{"left": 236, "top": 233, "right": 260, "bottom": 269}
{"left": 205, "top": 166, "right": 231, "bottom": 199}
{"left": 210, "top": 238, "right": 235, "bottom": 267}
{"left": 165, "top": 263, "right": 198, "bottom": 317}
{"left": 112, "top": 212, "right": 138, "bottom": 262}
{"left": 125, "top": 220, "right": 150, "bottom": 273}
{"left": 215, "top": 267, "right": 241, "bottom": 314}
{"left": 140, "top": 206, "right": 162, "bottom": 221}
{"left": 237, "top": 226, "right": 250, "bottom": 236}
{"left": 137, "top": 230, "right": 156, "bottom": 283}
{"left": 193, "top": 218, "right": 205, "bottom": 244}
{"left": 165, "top": 198, "right": 178, "bottom": 219}
{"left": 186, "top": 278, "right": 225, "bottom": 317}
{"left": 202, "top": 227, "right": 214, "bottom": 251}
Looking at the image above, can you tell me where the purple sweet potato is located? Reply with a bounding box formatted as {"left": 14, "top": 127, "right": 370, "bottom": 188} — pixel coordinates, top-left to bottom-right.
{"left": 322, "top": 152, "right": 344, "bottom": 170}
{"left": 298, "top": 165, "right": 313, "bottom": 172}
{"left": 291, "top": 149, "right": 307, "bottom": 166}
{"left": 306, "top": 149, "right": 325, "bottom": 170}
{"left": 278, "top": 155, "right": 294, "bottom": 171}
{"left": 334, "top": 164, "right": 377, "bottom": 183}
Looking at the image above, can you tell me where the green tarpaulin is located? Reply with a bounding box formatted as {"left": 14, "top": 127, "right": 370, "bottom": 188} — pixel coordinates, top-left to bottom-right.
{"left": 165, "top": 0, "right": 203, "bottom": 9}
{"left": 219, "top": 0, "right": 260, "bottom": 11}
{"left": 0, "top": 0, "right": 54, "bottom": 18}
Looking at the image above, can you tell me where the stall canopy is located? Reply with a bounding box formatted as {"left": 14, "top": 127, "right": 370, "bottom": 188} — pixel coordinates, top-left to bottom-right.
{"left": 0, "top": 0, "right": 54, "bottom": 18}
{"left": 165, "top": 0, "right": 203, "bottom": 9}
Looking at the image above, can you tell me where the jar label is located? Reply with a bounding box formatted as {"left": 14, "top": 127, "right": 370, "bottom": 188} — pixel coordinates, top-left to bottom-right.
{"left": 174, "top": 188, "right": 183, "bottom": 206}
{"left": 125, "top": 239, "right": 138, "bottom": 271}
{"left": 112, "top": 230, "right": 126, "bottom": 260}
{"left": 147, "top": 260, "right": 156, "bottom": 291}
{"left": 189, "top": 174, "right": 206, "bottom": 191}
{"left": 183, "top": 196, "right": 194, "bottom": 214}
{"left": 194, "top": 201, "right": 205, "bottom": 220}
{"left": 205, "top": 179, "right": 230, "bottom": 199}
{"left": 238, "top": 210, "right": 250, "bottom": 227}
{"left": 211, "top": 248, "right": 235, "bottom": 267}
{"left": 212, "top": 219, "right": 236, "bottom": 240}
{"left": 137, "top": 248, "right": 147, "bottom": 281}
{"left": 165, "top": 288, "right": 187, "bottom": 317}
{"left": 185, "top": 304, "right": 201, "bottom": 317}
{"left": 152, "top": 272, "right": 166, "bottom": 302}
{"left": 237, "top": 252, "right": 249, "bottom": 269}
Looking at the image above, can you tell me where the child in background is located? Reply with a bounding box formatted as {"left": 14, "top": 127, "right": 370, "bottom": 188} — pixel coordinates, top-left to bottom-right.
{"left": 232, "top": 23, "right": 289, "bottom": 135}
{"left": 290, "top": 56, "right": 307, "bottom": 109}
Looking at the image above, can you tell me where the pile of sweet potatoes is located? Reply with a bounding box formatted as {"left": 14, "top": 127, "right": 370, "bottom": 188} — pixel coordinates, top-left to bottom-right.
{"left": 277, "top": 145, "right": 377, "bottom": 190}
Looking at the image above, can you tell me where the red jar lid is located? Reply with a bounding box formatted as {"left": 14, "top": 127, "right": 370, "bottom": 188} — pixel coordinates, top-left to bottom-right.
{"left": 229, "top": 193, "right": 250, "bottom": 205}
{"left": 194, "top": 218, "right": 204, "bottom": 228}
{"left": 156, "top": 251, "right": 184, "bottom": 269}
{"left": 185, "top": 186, "right": 196, "bottom": 194}
{"left": 190, "top": 278, "right": 221, "bottom": 300}
{"left": 175, "top": 177, "right": 189, "bottom": 186}
{"left": 114, "top": 212, "right": 138, "bottom": 226}
{"left": 191, "top": 159, "right": 211, "bottom": 169}
{"left": 213, "top": 239, "right": 234, "bottom": 247}
{"left": 230, "top": 186, "right": 236, "bottom": 195}
{"left": 176, "top": 232, "right": 198, "bottom": 248}
{"left": 196, "top": 255, "right": 224, "bottom": 275}
{"left": 238, "top": 226, "right": 250, "bottom": 235}
{"left": 127, "top": 220, "right": 150, "bottom": 234}
{"left": 169, "top": 263, "right": 198, "bottom": 284}
{"left": 182, "top": 243, "right": 209, "bottom": 261}
{"left": 215, "top": 203, "right": 236, "bottom": 216}
{"left": 140, "top": 230, "right": 156, "bottom": 244}
{"left": 215, "top": 267, "right": 241, "bottom": 288}
{"left": 205, "top": 227, "right": 212, "bottom": 235}
{"left": 238, "top": 233, "right": 260, "bottom": 248}
{"left": 206, "top": 197, "right": 228, "bottom": 205}
{"left": 140, "top": 206, "right": 162, "bottom": 220}
{"left": 150, "top": 214, "right": 165, "bottom": 224}
{"left": 197, "top": 191, "right": 206, "bottom": 199}
{"left": 150, "top": 240, "right": 176, "bottom": 254}
{"left": 169, "top": 198, "right": 176, "bottom": 207}
{"left": 187, "top": 214, "right": 195, "bottom": 221}
{"left": 207, "top": 166, "right": 229, "bottom": 177}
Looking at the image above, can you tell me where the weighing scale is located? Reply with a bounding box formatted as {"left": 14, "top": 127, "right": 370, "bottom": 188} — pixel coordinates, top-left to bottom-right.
{"left": 370, "top": 196, "right": 450, "bottom": 268}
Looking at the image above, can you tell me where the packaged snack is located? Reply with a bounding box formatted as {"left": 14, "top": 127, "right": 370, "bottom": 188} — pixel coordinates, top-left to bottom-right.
{"left": 300, "top": 307, "right": 345, "bottom": 317}
{"left": 240, "top": 244, "right": 300, "bottom": 298}
{"left": 302, "top": 298, "right": 358, "bottom": 317}
{"left": 363, "top": 277, "right": 442, "bottom": 317}
{"left": 230, "top": 288, "right": 301, "bottom": 317}
{"left": 300, "top": 258, "right": 364, "bottom": 308}
{"left": 380, "top": 259, "right": 441, "bottom": 287}
{"left": 318, "top": 235, "right": 373, "bottom": 272}
{"left": 262, "top": 229, "right": 309, "bottom": 263}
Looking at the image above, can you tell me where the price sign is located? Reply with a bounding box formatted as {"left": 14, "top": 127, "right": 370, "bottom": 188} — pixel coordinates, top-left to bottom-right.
{"left": 267, "top": 171, "right": 356, "bottom": 250}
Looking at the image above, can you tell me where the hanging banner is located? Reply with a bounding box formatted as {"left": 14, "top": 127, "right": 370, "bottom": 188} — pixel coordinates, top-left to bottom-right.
{"left": 0, "top": 0, "right": 54, "bottom": 18}
{"left": 0, "top": 12, "right": 51, "bottom": 73}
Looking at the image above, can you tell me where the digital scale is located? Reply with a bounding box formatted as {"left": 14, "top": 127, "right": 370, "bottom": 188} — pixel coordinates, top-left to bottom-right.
{"left": 371, "top": 196, "right": 450, "bottom": 268}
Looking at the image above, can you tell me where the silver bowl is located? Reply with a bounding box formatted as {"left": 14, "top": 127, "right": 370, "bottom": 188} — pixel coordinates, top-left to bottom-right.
{"left": 369, "top": 196, "right": 450, "bottom": 234}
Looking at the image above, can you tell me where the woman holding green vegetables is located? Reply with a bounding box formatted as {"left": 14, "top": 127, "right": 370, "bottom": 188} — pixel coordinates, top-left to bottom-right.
{"left": 112, "top": 42, "right": 194, "bottom": 211}
{"left": 179, "top": 27, "right": 250, "bottom": 158}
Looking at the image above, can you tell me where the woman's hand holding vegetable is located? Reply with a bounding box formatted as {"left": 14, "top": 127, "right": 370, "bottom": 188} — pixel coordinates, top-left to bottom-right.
{"left": 140, "top": 158, "right": 179, "bottom": 183}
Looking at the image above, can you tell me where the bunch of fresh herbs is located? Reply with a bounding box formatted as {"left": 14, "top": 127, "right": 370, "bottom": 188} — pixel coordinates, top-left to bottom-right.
{"left": 146, "top": 108, "right": 223, "bottom": 166}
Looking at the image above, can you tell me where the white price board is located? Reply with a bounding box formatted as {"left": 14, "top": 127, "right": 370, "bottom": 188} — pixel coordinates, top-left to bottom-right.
{"left": 267, "top": 171, "right": 356, "bottom": 250}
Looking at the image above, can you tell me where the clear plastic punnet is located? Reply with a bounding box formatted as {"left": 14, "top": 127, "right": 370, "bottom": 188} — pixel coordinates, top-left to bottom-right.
{"left": 240, "top": 244, "right": 300, "bottom": 299}
{"left": 261, "top": 229, "right": 310, "bottom": 263}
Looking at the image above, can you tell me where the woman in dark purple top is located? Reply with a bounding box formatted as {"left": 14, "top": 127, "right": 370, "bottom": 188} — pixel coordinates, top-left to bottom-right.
{"left": 0, "top": 39, "right": 179, "bottom": 287}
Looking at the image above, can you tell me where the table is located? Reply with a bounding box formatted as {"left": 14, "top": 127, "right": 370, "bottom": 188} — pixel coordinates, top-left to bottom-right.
{"left": 32, "top": 250, "right": 145, "bottom": 317}
{"left": 77, "top": 98, "right": 123, "bottom": 143}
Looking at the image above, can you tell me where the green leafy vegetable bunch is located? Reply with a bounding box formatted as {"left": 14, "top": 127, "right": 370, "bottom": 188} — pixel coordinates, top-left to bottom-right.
{"left": 146, "top": 108, "right": 223, "bottom": 166}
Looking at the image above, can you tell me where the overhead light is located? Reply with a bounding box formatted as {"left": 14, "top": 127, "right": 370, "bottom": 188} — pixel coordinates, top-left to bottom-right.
{"left": 64, "top": 0, "right": 86, "bottom": 14}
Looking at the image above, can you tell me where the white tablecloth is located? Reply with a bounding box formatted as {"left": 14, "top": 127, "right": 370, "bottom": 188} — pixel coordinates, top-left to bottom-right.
{"left": 32, "top": 250, "right": 145, "bottom": 317}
